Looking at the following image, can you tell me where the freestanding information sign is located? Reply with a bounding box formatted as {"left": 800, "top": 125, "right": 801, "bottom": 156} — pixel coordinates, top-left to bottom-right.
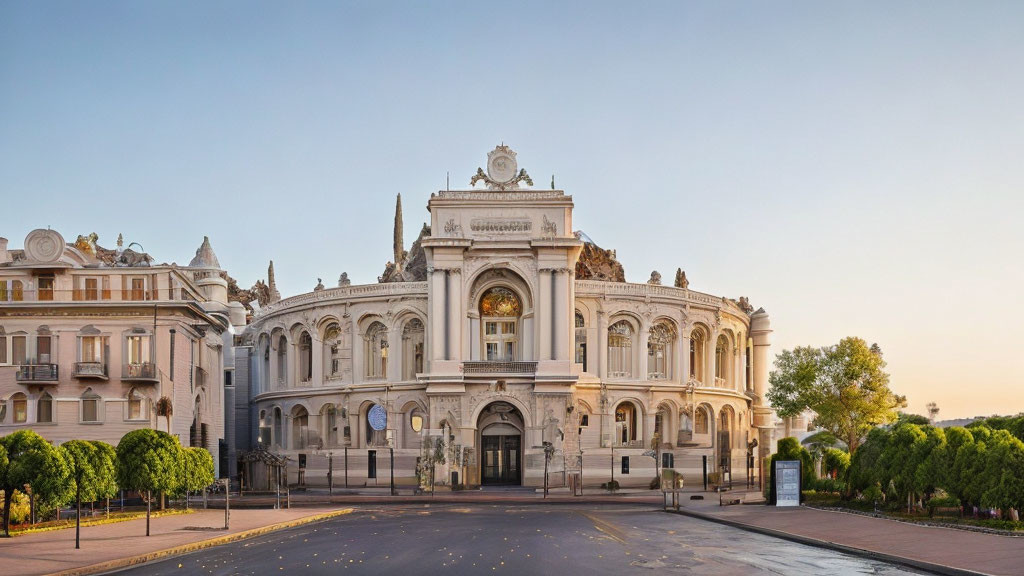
{"left": 775, "top": 460, "right": 801, "bottom": 507}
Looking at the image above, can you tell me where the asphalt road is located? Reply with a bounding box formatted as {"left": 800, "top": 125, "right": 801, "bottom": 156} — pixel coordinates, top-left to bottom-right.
{"left": 114, "top": 503, "right": 927, "bottom": 575}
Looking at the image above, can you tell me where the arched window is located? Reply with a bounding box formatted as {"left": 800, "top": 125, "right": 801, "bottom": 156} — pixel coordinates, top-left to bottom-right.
{"left": 258, "top": 409, "right": 270, "bottom": 446}
{"left": 272, "top": 407, "right": 283, "bottom": 448}
{"left": 298, "top": 331, "right": 313, "bottom": 383}
{"left": 614, "top": 401, "right": 640, "bottom": 446}
{"left": 689, "top": 328, "right": 706, "bottom": 384}
{"left": 321, "top": 404, "right": 338, "bottom": 448}
{"left": 608, "top": 320, "right": 633, "bottom": 378}
{"left": 745, "top": 337, "right": 753, "bottom": 391}
{"left": 37, "top": 391, "right": 53, "bottom": 423}
{"left": 276, "top": 335, "right": 287, "bottom": 387}
{"left": 364, "top": 322, "right": 388, "bottom": 379}
{"left": 81, "top": 388, "right": 100, "bottom": 422}
{"left": 402, "top": 318, "right": 424, "bottom": 380}
{"left": 292, "top": 406, "right": 309, "bottom": 449}
{"left": 574, "top": 311, "right": 587, "bottom": 371}
{"left": 405, "top": 406, "right": 425, "bottom": 449}
{"left": 127, "top": 388, "right": 146, "bottom": 420}
{"left": 323, "top": 323, "right": 343, "bottom": 379}
{"left": 648, "top": 322, "right": 676, "bottom": 380}
{"left": 260, "top": 337, "right": 270, "bottom": 390}
{"left": 695, "top": 406, "right": 709, "bottom": 435}
{"left": 480, "top": 287, "right": 521, "bottom": 361}
{"left": 11, "top": 392, "right": 27, "bottom": 423}
{"left": 715, "top": 335, "right": 729, "bottom": 385}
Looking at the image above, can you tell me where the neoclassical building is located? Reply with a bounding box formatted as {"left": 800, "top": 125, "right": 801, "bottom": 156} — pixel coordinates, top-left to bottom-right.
{"left": 244, "top": 146, "right": 773, "bottom": 488}
{"left": 0, "top": 230, "right": 247, "bottom": 476}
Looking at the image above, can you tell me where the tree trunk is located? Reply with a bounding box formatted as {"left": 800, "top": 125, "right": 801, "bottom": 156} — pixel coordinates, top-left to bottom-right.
{"left": 105, "top": 497, "right": 109, "bottom": 520}
{"left": 146, "top": 490, "right": 151, "bottom": 537}
{"left": 75, "top": 490, "right": 81, "bottom": 550}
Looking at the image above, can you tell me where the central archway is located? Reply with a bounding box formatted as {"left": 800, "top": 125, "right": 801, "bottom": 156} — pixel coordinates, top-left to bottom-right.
{"left": 477, "top": 401, "right": 524, "bottom": 485}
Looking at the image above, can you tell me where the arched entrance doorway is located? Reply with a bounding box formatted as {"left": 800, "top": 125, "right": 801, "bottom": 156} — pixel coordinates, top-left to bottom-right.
{"left": 478, "top": 401, "right": 523, "bottom": 485}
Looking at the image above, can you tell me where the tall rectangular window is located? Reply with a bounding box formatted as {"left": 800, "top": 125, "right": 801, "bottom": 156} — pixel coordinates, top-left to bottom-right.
{"left": 84, "top": 278, "right": 99, "bottom": 300}
{"left": 126, "top": 335, "right": 150, "bottom": 364}
{"left": 0, "top": 336, "right": 6, "bottom": 364}
{"left": 81, "top": 336, "right": 103, "bottom": 362}
{"left": 130, "top": 278, "right": 145, "bottom": 301}
{"left": 38, "top": 277, "right": 54, "bottom": 301}
{"left": 36, "top": 336, "right": 52, "bottom": 364}
{"left": 12, "top": 336, "right": 26, "bottom": 365}
{"left": 13, "top": 396, "right": 27, "bottom": 423}
{"left": 38, "top": 394, "right": 53, "bottom": 423}
{"left": 82, "top": 398, "right": 98, "bottom": 422}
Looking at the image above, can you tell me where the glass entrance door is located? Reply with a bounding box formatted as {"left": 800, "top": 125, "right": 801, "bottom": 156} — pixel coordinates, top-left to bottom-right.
{"left": 482, "top": 435, "right": 521, "bottom": 485}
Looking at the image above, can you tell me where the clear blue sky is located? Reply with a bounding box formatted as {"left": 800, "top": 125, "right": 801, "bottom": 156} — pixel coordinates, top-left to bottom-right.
{"left": 2, "top": 1, "right": 1022, "bottom": 419}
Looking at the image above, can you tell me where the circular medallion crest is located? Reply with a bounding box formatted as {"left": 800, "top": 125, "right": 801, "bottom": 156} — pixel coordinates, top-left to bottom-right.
{"left": 368, "top": 404, "right": 388, "bottom": 431}
{"left": 24, "top": 229, "right": 65, "bottom": 263}
{"left": 487, "top": 148, "right": 517, "bottom": 183}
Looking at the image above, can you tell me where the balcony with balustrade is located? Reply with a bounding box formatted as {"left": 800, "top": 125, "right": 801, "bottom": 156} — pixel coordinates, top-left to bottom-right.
{"left": 462, "top": 361, "right": 538, "bottom": 375}
{"left": 73, "top": 362, "right": 108, "bottom": 380}
{"left": 122, "top": 362, "right": 159, "bottom": 383}
{"left": 16, "top": 362, "right": 59, "bottom": 384}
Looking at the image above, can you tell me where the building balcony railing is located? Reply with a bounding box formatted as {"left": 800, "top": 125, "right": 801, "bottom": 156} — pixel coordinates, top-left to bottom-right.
{"left": 0, "top": 288, "right": 200, "bottom": 304}
{"left": 462, "top": 361, "right": 538, "bottom": 375}
{"left": 16, "top": 363, "right": 59, "bottom": 383}
{"left": 73, "top": 362, "right": 108, "bottom": 379}
{"left": 122, "top": 362, "right": 158, "bottom": 382}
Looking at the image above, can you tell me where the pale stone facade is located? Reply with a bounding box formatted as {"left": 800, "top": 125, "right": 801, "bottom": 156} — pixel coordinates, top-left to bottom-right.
{"left": 244, "top": 146, "right": 774, "bottom": 489}
{"left": 0, "top": 230, "right": 247, "bottom": 476}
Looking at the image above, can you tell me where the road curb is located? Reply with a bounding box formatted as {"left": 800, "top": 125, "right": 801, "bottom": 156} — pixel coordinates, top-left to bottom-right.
{"left": 47, "top": 508, "right": 355, "bottom": 576}
{"left": 665, "top": 508, "right": 992, "bottom": 576}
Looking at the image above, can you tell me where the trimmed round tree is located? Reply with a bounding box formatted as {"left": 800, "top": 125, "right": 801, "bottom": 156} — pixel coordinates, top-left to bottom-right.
{"left": 181, "top": 447, "right": 215, "bottom": 509}
{"left": 61, "top": 440, "right": 106, "bottom": 549}
{"left": 90, "top": 441, "right": 118, "bottom": 518}
{"left": 116, "top": 429, "right": 183, "bottom": 536}
{"left": 0, "top": 430, "right": 71, "bottom": 537}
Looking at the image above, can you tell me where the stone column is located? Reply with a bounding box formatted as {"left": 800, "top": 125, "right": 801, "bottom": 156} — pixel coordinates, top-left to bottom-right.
{"left": 447, "top": 269, "right": 462, "bottom": 362}
{"left": 553, "top": 269, "right": 570, "bottom": 361}
{"left": 387, "top": 326, "right": 401, "bottom": 381}
{"left": 538, "top": 271, "right": 553, "bottom": 360}
{"left": 707, "top": 330, "right": 717, "bottom": 387}
{"left": 268, "top": 339, "right": 279, "bottom": 392}
{"left": 311, "top": 336, "right": 324, "bottom": 387}
{"left": 676, "top": 323, "right": 688, "bottom": 383}
{"left": 596, "top": 310, "right": 608, "bottom": 379}
{"left": 637, "top": 321, "right": 649, "bottom": 381}
{"left": 429, "top": 268, "right": 445, "bottom": 362}
{"left": 750, "top": 309, "right": 773, "bottom": 463}
{"left": 751, "top": 311, "right": 772, "bottom": 405}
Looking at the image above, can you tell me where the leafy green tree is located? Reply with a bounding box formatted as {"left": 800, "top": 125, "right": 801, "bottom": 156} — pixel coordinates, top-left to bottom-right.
{"left": 879, "top": 423, "right": 927, "bottom": 510}
{"left": 912, "top": 425, "right": 946, "bottom": 502}
{"left": 90, "top": 441, "right": 118, "bottom": 517}
{"left": 61, "top": 440, "right": 116, "bottom": 549}
{"left": 0, "top": 430, "right": 70, "bottom": 537}
{"left": 768, "top": 337, "right": 906, "bottom": 454}
{"left": 940, "top": 426, "right": 975, "bottom": 506}
{"left": 849, "top": 426, "right": 890, "bottom": 494}
{"left": 823, "top": 448, "right": 850, "bottom": 479}
{"left": 896, "top": 412, "right": 930, "bottom": 426}
{"left": 116, "top": 429, "right": 183, "bottom": 536}
{"left": 978, "top": 430, "right": 1024, "bottom": 516}
{"left": 181, "top": 447, "right": 215, "bottom": 509}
